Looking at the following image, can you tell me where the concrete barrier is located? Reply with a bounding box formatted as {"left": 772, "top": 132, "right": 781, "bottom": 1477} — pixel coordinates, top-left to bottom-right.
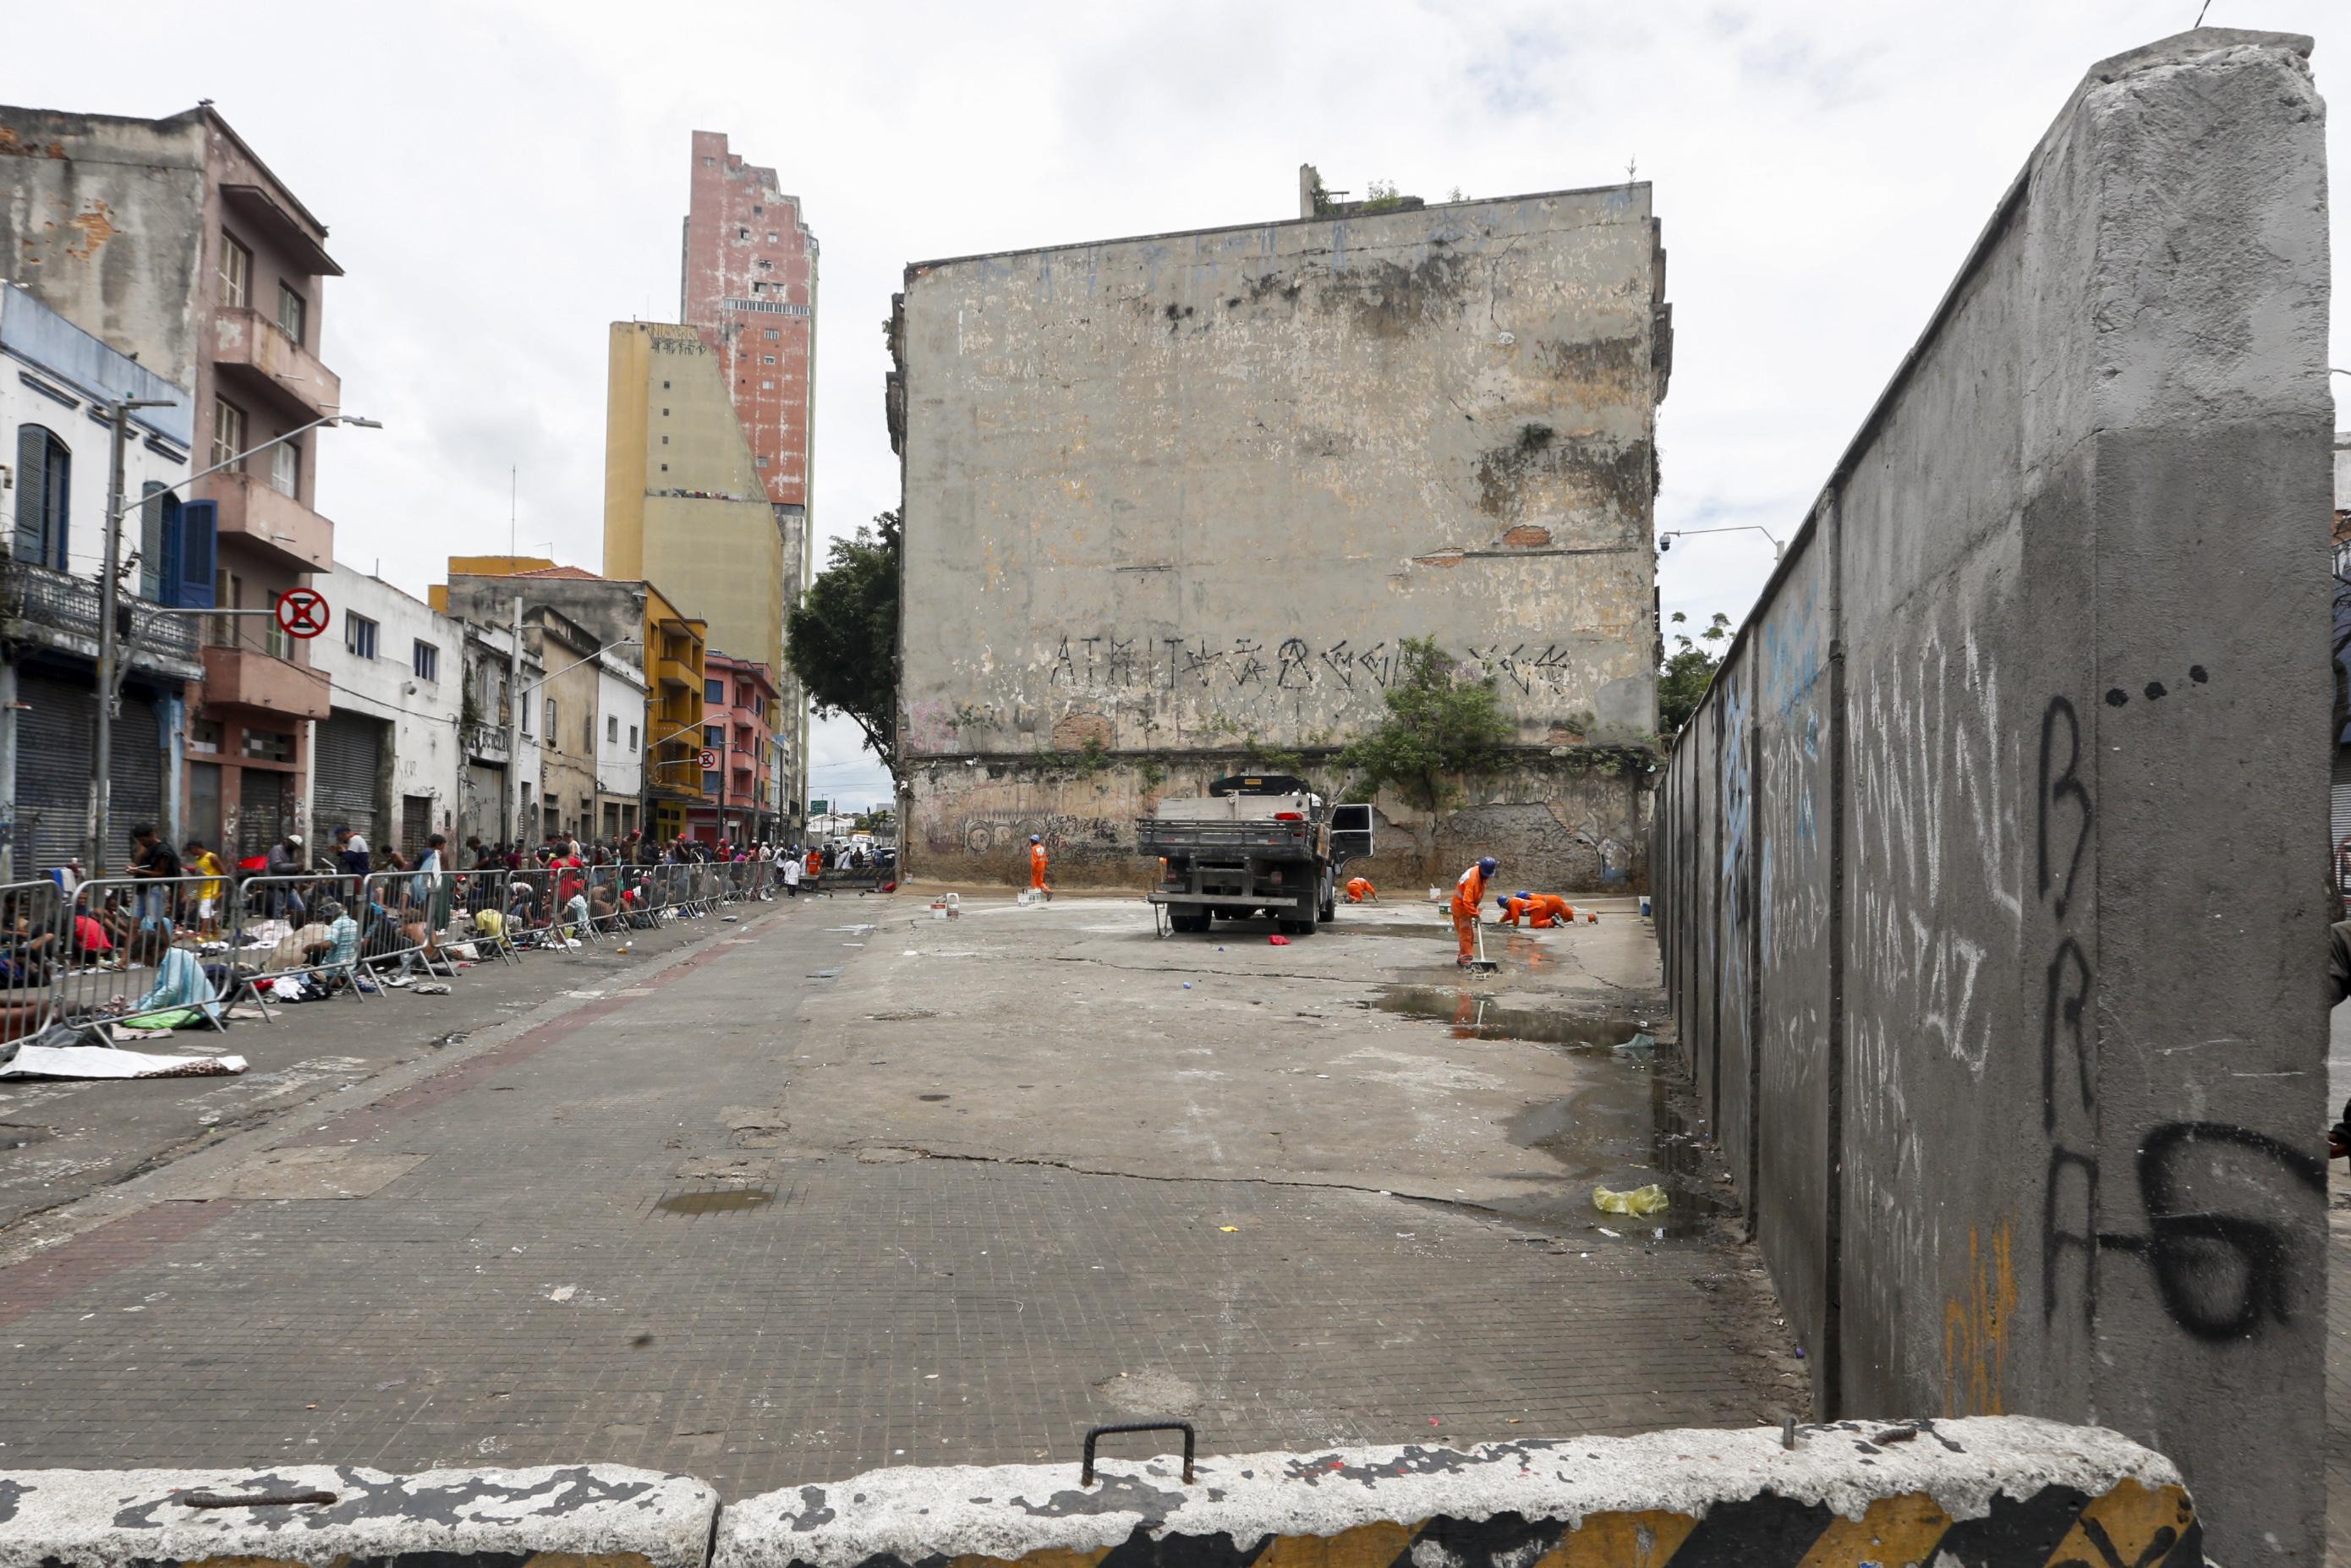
{"left": 0, "top": 1463, "right": 719, "bottom": 1568}
{"left": 1652, "top": 25, "right": 2330, "bottom": 1564}
{"left": 713, "top": 1418, "right": 2194, "bottom": 1568}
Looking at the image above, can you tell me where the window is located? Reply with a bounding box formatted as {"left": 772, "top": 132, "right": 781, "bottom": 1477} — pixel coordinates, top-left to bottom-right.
{"left": 627, "top": 724, "right": 638, "bottom": 751}
{"left": 763, "top": 329, "right": 779, "bottom": 343}
{"left": 276, "top": 282, "right": 306, "bottom": 344}
{"left": 14, "top": 425, "right": 69, "bottom": 569}
{"left": 242, "top": 728, "right": 294, "bottom": 762}
{"left": 270, "top": 436, "right": 299, "bottom": 498}
{"left": 211, "top": 399, "right": 247, "bottom": 472}
{"left": 520, "top": 694, "right": 531, "bottom": 735}
{"left": 218, "top": 234, "right": 250, "bottom": 308}
{"left": 607, "top": 715, "right": 618, "bottom": 743}
{"left": 762, "top": 355, "right": 775, "bottom": 365}
{"left": 704, "top": 677, "right": 725, "bottom": 705}
{"left": 544, "top": 699, "right": 556, "bottom": 743}
{"left": 703, "top": 723, "right": 724, "bottom": 749}
{"left": 750, "top": 693, "right": 765, "bottom": 720}
{"left": 347, "top": 613, "right": 378, "bottom": 659}
{"left": 754, "top": 456, "right": 768, "bottom": 469}
{"left": 189, "top": 719, "right": 223, "bottom": 754}
{"left": 660, "top": 435, "right": 669, "bottom": 445}
{"left": 412, "top": 639, "right": 439, "bottom": 682}
{"left": 137, "top": 481, "right": 179, "bottom": 600}
{"left": 584, "top": 715, "right": 595, "bottom": 750}
{"left": 703, "top": 770, "right": 721, "bottom": 797}
{"left": 760, "top": 380, "right": 773, "bottom": 390}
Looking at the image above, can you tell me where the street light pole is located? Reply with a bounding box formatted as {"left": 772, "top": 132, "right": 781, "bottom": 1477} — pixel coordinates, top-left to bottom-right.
{"left": 85, "top": 408, "right": 381, "bottom": 874}
{"left": 88, "top": 396, "right": 173, "bottom": 875}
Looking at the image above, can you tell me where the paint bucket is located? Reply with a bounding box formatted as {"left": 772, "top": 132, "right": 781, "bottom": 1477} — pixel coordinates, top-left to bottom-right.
{"left": 1639, "top": 895, "right": 1652, "bottom": 918}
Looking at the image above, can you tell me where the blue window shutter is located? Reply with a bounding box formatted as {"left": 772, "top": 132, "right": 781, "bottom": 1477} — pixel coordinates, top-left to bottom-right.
{"left": 175, "top": 500, "right": 217, "bottom": 608}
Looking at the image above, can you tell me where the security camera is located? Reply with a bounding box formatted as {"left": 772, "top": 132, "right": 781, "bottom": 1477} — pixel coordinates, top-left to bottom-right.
{"left": 1658, "top": 535, "right": 1671, "bottom": 552}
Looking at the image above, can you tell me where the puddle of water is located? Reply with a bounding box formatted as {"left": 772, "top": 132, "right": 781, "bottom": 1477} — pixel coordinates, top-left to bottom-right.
{"left": 1367, "top": 988, "right": 1641, "bottom": 1048}
{"left": 655, "top": 1188, "right": 776, "bottom": 1215}
{"left": 1370, "top": 984, "right": 1722, "bottom": 1238}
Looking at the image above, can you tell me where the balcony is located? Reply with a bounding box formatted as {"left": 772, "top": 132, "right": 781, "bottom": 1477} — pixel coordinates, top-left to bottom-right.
{"left": 200, "top": 644, "right": 331, "bottom": 721}
{"left": 654, "top": 653, "right": 698, "bottom": 690}
{"left": 0, "top": 556, "right": 203, "bottom": 680}
{"left": 212, "top": 304, "right": 341, "bottom": 419}
{"left": 195, "top": 470, "right": 333, "bottom": 573}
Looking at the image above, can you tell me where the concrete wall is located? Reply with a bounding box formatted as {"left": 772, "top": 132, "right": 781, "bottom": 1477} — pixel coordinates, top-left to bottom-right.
{"left": 1653, "top": 30, "right": 2330, "bottom": 1565}
{"left": 904, "top": 748, "right": 1648, "bottom": 891}
{"left": 895, "top": 183, "right": 1670, "bottom": 880}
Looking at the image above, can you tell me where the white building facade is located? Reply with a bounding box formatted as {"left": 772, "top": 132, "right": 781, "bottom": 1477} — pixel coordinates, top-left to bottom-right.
{"left": 1, "top": 282, "right": 206, "bottom": 874}
{"left": 595, "top": 655, "right": 647, "bottom": 842}
{"left": 304, "top": 562, "right": 462, "bottom": 856}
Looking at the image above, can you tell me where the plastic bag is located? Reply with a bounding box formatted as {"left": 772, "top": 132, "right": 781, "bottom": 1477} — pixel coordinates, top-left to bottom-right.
{"left": 1593, "top": 1183, "right": 1669, "bottom": 1216}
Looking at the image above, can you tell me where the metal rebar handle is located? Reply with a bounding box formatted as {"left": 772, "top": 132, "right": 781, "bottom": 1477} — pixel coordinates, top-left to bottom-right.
{"left": 1082, "top": 1421, "right": 1196, "bottom": 1486}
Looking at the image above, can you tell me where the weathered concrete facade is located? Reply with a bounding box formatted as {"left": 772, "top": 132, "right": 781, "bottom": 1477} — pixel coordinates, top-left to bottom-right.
{"left": 1653, "top": 30, "right": 2329, "bottom": 1565}
{"left": 893, "top": 182, "right": 1669, "bottom": 886}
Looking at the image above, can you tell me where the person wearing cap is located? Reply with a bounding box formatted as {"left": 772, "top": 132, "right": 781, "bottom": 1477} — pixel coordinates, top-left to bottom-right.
{"left": 263, "top": 833, "right": 309, "bottom": 921}
{"left": 1345, "top": 875, "right": 1378, "bottom": 904}
{"left": 1028, "top": 835, "right": 1051, "bottom": 901}
{"left": 1450, "top": 855, "right": 1498, "bottom": 966}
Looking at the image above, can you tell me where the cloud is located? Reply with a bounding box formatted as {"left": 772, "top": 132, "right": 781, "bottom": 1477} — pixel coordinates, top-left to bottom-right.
{"left": 4, "top": 0, "right": 2340, "bottom": 789}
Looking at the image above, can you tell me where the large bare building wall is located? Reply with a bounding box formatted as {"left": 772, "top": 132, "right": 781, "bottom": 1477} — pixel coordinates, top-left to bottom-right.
{"left": 1656, "top": 30, "right": 2330, "bottom": 1564}
{"left": 895, "top": 185, "right": 1670, "bottom": 885}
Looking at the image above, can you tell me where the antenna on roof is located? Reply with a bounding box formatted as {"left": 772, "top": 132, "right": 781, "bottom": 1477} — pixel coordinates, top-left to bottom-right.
{"left": 510, "top": 466, "right": 518, "bottom": 559}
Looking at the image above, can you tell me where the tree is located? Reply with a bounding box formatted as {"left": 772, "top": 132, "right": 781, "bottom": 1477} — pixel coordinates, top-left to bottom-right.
{"left": 1338, "top": 637, "right": 1514, "bottom": 811}
{"left": 786, "top": 510, "right": 901, "bottom": 782}
{"left": 1658, "top": 610, "right": 1730, "bottom": 735}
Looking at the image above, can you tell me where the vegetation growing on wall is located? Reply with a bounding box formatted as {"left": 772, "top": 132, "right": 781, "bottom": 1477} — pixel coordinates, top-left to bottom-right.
{"left": 1336, "top": 636, "right": 1513, "bottom": 810}
{"left": 786, "top": 509, "right": 901, "bottom": 782}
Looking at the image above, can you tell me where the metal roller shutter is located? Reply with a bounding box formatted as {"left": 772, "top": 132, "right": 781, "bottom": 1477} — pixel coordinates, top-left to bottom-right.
{"left": 311, "top": 709, "right": 385, "bottom": 848}
{"left": 13, "top": 673, "right": 163, "bottom": 874}
{"left": 2333, "top": 748, "right": 2351, "bottom": 897}
{"left": 17, "top": 673, "right": 95, "bottom": 874}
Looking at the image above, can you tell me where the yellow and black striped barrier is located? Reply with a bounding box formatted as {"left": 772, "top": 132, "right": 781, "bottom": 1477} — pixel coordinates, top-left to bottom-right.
{"left": 714, "top": 1417, "right": 2196, "bottom": 1568}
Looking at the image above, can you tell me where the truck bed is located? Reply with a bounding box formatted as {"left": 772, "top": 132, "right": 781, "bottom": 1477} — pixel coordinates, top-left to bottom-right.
{"left": 1136, "top": 817, "right": 1316, "bottom": 856}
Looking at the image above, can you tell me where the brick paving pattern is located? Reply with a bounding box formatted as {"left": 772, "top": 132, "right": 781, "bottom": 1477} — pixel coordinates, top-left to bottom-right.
{"left": 0, "top": 913, "right": 1789, "bottom": 1494}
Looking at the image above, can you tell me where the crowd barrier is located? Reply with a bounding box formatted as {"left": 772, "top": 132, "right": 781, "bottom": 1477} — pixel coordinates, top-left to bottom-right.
{"left": 0, "top": 856, "right": 789, "bottom": 1044}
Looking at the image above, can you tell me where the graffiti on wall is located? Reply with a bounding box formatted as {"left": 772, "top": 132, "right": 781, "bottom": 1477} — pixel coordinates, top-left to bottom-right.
{"left": 1041, "top": 633, "right": 1596, "bottom": 698}
{"left": 933, "top": 811, "right": 1127, "bottom": 860}
{"left": 2036, "top": 679, "right": 2324, "bottom": 1347}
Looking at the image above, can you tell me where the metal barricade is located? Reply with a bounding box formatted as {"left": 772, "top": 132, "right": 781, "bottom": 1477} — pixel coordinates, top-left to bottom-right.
{"left": 51, "top": 872, "right": 227, "bottom": 1029}
{"left": 502, "top": 866, "right": 557, "bottom": 949}
{"left": 443, "top": 869, "right": 517, "bottom": 966}
{"left": 356, "top": 865, "right": 462, "bottom": 979}
{"left": 0, "top": 878, "right": 66, "bottom": 1043}
{"left": 225, "top": 870, "right": 367, "bottom": 1009}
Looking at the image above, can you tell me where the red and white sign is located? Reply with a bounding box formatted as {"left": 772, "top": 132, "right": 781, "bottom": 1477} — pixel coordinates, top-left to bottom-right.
{"left": 274, "top": 587, "right": 330, "bottom": 639}
{"left": 696, "top": 748, "right": 721, "bottom": 770}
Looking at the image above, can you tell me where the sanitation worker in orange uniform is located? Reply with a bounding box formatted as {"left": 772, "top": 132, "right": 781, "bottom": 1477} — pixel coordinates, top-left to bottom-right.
{"left": 1028, "top": 835, "right": 1051, "bottom": 901}
{"left": 1345, "top": 875, "right": 1377, "bottom": 903}
{"left": 1450, "top": 856, "right": 1498, "bottom": 966}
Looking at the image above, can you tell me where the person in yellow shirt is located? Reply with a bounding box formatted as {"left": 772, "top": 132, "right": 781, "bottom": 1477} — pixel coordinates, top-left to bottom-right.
{"left": 181, "top": 838, "right": 227, "bottom": 940}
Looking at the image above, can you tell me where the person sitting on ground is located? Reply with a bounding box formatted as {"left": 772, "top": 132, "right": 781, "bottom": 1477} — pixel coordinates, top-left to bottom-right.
{"left": 1345, "top": 875, "right": 1378, "bottom": 904}
{"left": 112, "top": 928, "right": 221, "bottom": 1029}
{"left": 314, "top": 900, "right": 361, "bottom": 984}
{"left": 6, "top": 909, "right": 60, "bottom": 987}
{"left": 269, "top": 916, "right": 338, "bottom": 973}
{"left": 69, "top": 907, "right": 116, "bottom": 967}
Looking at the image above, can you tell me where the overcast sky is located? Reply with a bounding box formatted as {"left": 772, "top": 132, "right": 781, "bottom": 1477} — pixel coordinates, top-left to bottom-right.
{"left": 8, "top": 3, "right": 2343, "bottom": 813}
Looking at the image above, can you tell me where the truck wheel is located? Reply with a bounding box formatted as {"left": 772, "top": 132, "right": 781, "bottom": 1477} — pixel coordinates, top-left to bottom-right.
{"left": 1318, "top": 872, "right": 1336, "bottom": 924}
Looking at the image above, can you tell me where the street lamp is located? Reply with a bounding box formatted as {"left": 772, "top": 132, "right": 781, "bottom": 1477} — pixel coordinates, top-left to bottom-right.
{"left": 1658, "top": 524, "right": 1784, "bottom": 559}
{"left": 87, "top": 404, "right": 380, "bottom": 873}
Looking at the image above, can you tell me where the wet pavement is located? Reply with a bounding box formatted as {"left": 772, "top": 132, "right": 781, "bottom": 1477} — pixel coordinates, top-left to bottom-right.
{"left": 0, "top": 889, "right": 1803, "bottom": 1488}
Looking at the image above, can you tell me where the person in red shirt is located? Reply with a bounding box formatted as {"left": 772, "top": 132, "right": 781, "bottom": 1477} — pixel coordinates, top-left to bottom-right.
{"left": 1450, "top": 857, "right": 1497, "bottom": 966}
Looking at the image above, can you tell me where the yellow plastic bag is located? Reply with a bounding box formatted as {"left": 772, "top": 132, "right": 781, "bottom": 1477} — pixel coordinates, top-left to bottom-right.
{"left": 1593, "top": 1183, "right": 1670, "bottom": 1216}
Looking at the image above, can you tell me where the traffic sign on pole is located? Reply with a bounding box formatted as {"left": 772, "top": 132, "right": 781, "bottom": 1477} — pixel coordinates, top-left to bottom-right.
{"left": 275, "top": 587, "right": 330, "bottom": 639}
{"left": 697, "top": 748, "right": 721, "bottom": 770}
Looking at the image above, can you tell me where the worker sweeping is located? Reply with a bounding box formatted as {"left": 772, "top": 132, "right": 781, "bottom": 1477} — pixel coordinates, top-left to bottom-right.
{"left": 1450, "top": 856, "right": 1498, "bottom": 967}
{"left": 1345, "top": 875, "right": 1378, "bottom": 904}
{"left": 1028, "top": 834, "right": 1051, "bottom": 902}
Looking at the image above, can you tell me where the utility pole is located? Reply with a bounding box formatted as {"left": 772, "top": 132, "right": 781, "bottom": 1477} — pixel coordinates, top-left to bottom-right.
{"left": 89, "top": 396, "right": 173, "bottom": 875}
{"left": 504, "top": 595, "right": 523, "bottom": 847}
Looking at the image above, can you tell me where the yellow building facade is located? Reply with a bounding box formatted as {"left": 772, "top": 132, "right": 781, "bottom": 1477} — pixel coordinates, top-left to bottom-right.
{"left": 603, "top": 322, "right": 805, "bottom": 828}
